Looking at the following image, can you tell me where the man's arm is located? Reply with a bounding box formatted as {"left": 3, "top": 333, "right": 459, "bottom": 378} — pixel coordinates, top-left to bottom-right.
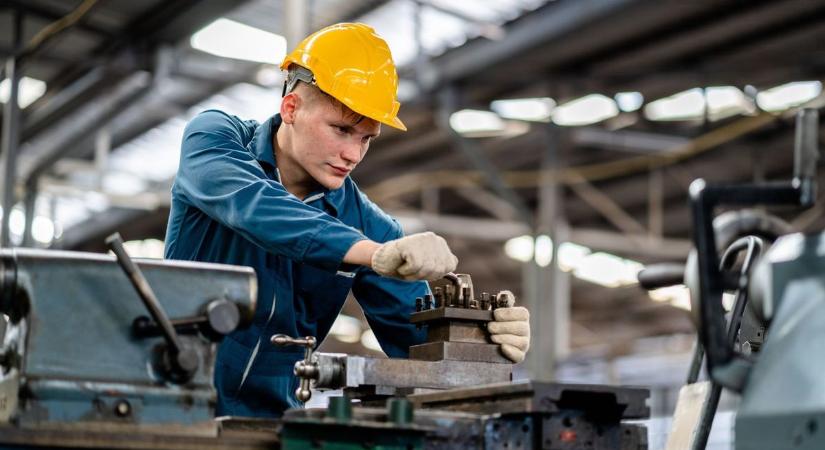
{"left": 351, "top": 221, "right": 429, "bottom": 356}
{"left": 176, "top": 110, "right": 368, "bottom": 272}
{"left": 343, "top": 239, "right": 381, "bottom": 266}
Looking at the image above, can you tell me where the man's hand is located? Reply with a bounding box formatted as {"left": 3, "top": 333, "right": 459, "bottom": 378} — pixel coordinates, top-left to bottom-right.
{"left": 370, "top": 232, "right": 458, "bottom": 281}
{"left": 488, "top": 290, "right": 531, "bottom": 363}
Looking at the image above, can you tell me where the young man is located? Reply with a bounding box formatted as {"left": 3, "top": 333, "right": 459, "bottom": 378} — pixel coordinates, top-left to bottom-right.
{"left": 164, "top": 23, "right": 530, "bottom": 417}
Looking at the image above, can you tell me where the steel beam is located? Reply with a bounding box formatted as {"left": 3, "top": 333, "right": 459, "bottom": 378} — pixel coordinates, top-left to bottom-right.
{"left": 567, "top": 172, "right": 648, "bottom": 236}
{"left": 0, "top": 10, "right": 23, "bottom": 247}
{"left": 424, "top": 0, "right": 634, "bottom": 91}
{"left": 572, "top": 127, "right": 691, "bottom": 154}
{"left": 527, "top": 124, "right": 569, "bottom": 380}
{"left": 648, "top": 168, "right": 664, "bottom": 239}
{"left": 391, "top": 211, "right": 691, "bottom": 258}
{"left": 437, "top": 87, "right": 534, "bottom": 228}
{"left": 19, "top": 71, "right": 153, "bottom": 183}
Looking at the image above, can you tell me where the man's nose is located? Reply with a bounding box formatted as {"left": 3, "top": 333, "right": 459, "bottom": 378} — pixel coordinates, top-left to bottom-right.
{"left": 341, "top": 142, "right": 363, "bottom": 165}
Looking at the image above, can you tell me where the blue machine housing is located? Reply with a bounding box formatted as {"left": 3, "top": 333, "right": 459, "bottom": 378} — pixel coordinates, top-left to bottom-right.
{"left": 0, "top": 248, "right": 256, "bottom": 433}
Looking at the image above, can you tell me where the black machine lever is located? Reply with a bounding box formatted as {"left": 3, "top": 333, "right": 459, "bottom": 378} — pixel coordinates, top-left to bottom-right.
{"left": 132, "top": 298, "right": 241, "bottom": 341}
{"left": 106, "top": 232, "right": 199, "bottom": 384}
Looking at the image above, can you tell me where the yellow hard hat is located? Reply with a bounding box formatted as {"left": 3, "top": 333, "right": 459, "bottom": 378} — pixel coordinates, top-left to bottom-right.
{"left": 280, "top": 23, "right": 406, "bottom": 131}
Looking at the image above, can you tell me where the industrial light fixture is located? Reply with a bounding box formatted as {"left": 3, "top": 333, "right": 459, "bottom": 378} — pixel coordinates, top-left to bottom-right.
{"left": 490, "top": 97, "right": 555, "bottom": 122}
{"left": 0, "top": 76, "right": 47, "bottom": 108}
{"left": 122, "top": 239, "right": 166, "bottom": 259}
{"left": 503, "top": 237, "right": 643, "bottom": 287}
{"left": 648, "top": 285, "right": 691, "bottom": 311}
{"left": 552, "top": 94, "right": 619, "bottom": 126}
{"left": 756, "top": 81, "right": 822, "bottom": 112}
{"left": 191, "top": 18, "right": 287, "bottom": 64}
{"left": 534, "top": 235, "right": 553, "bottom": 267}
{"left": 448, "top": 109, "right": 529, "bottom": 138}
{"left": 644, "top": 89, "right": 703, "bottom": 121}
{"left": 705, "top": 86, "right": 749, "bottom": 120}
{"left": 450, "top": 109, "right": 504, "bottom": 136}
{"left": 0, "top": 206, "right": 56, "bottom": 245}
{"left": 648, "top": 284, "right": 737, "bottom": 312}
{"left": 573, "top": 252, "right": 643, "bottom": 288}
{"left": 644, "top": 87, "right": 748, "bottom": 122}
{"left": 255, "top": 65, "right": 283, "bottom": 87}
{"left": 556, "top": 242, "right": 591, "bottom": 272}
{"left": 504, "top": 234, "right": 534, "bottom": 262}
{"left": 614, "top": 92, "right": 644, "bottom": 112}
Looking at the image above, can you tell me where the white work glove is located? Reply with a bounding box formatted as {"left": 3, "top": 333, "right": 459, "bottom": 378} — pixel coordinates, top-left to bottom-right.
{"left": 371, "top": 232, "right": 458, "bottom": 281}
{"left": 488, "top": 290, "right": 531, "bottom": 363}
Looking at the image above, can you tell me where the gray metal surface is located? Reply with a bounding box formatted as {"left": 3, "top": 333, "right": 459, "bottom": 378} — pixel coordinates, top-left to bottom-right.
{"left": 0, "top": 248, "right": 256, "bottom": 429}
{"left": 735, "top": 231, "right": 825, "bottom": 449}
{"left": 409, "top": 307, "right": 493, "bottom": 323}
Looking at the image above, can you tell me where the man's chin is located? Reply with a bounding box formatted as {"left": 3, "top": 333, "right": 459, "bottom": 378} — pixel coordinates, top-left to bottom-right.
{"left": 319, "top": 176, "right": 346, "bottom": 191}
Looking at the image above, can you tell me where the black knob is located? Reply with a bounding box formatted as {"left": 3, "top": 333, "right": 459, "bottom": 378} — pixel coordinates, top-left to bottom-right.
{"left": 205, "top": 299, "right": 240, "bottom": 336}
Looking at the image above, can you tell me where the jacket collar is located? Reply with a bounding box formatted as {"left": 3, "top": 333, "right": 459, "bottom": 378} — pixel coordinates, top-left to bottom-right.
{"left": 252, "top": 113, "right": 342, "bottom": 215}
{"left": 250, "top": 114, "right": 280, "bottom": 171}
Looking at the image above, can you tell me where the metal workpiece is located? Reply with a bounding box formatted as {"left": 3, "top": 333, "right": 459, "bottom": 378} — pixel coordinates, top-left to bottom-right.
{"left": 311, "top": 353, "right": 512, "bottom": 391}
{"left": 0, "top": 247, "right": 256, "bottom": 429}
{"left": 408, "top": 341, "right": 510, "bottom": 363}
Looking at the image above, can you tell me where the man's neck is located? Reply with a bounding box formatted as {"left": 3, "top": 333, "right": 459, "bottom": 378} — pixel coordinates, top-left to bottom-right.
{"left": 274, "top": 126, "right": 315, "bottom": 200}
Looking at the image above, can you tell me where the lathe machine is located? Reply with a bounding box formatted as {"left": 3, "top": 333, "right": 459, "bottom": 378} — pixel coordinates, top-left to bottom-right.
{"left": 0, "top": 235, "right": 649, "bottom": 449}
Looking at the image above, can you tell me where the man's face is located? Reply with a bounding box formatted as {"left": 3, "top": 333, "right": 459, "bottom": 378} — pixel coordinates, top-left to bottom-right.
{"left": 287, "top": 90, "right": 381, "bottom": 191}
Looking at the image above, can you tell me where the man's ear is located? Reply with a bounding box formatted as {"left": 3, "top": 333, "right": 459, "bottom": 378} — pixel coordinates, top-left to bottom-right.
{"left": 280, "top": 92, "right": 301, "bottom": 124}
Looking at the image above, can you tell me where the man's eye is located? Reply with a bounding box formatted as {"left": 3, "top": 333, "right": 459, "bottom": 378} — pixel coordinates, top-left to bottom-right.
{"left": 334, "top": 126, "right": 348, "bottom": 134}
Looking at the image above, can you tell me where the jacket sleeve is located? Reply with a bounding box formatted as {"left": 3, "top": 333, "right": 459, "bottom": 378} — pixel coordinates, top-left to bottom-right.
{"left": 174, "top": 110, "right": 367, "bottom": 272}
{"left": 351, "top": 211, "right": 428, "bottom": 357}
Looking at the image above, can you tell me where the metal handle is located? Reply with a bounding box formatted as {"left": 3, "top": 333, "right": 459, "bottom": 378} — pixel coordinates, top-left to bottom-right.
{"left": 132, "top": 298, "right": 241, "bottom": 342}
{"left": 271, "top": 333, "right": 317, "bottom": 402}
{"left": 637, "top": 263, "right": 685, "bottom": 290}
{"left": 106, "top": 232, "right": 198, "bottom": 383}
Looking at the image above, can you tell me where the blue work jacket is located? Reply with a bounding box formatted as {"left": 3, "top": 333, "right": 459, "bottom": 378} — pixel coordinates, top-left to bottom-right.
{"left": 164, "top": 110, "right": 428, "bottom": 417}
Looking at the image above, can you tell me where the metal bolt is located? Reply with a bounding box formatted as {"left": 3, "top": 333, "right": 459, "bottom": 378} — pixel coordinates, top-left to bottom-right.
{"left": 445, "top": 285, "right": 455, "bottom": 307}
{"left": 114, "top": 399, "right": 132, "bottom": 418}
{"left": 327, "top": 396, "right": 352, "bottom": 422}
{"left": 415, "top": 297, "right": 423, "bottom": 312}
{"left": 433, "top": 287, "right": 443, "bottom": 308}
{"left": 480, "top": 292, "right": 490, "bottom": 310}
{"left": 461, "top": 287, "right": 470, "bottom": 308}
{"left": 387, "top": 397, "right": 414, "bottom": 425}
{"left": 424, "top": 294, "right": 433, "bottom": 310}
